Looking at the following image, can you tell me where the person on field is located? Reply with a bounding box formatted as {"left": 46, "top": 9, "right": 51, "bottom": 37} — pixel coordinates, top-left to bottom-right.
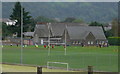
{"left": 44, "top": 45, "right": 46, "bottom": 48}
{"left": 99, "top": 44, "right": 102, "bottom": 48}
{"left": 35, "top": 43, "right": 38, "bottom": 48}
{"left": 16, "top": 44, "right": 18, "bottom": 47}
{"left": 52, "top": 45, "right": 54, "bottom": 48}
{"left": 10, "top": 44, "right": 13, "bottom": 46}
{"left": 48, "top": 45, "right": 50, "bottom": 48}
{"left": 63, "top": 45, "right": 66, "bottom": 48}
{"left": 81, "top": 43, "right": 84, "bottom": 47}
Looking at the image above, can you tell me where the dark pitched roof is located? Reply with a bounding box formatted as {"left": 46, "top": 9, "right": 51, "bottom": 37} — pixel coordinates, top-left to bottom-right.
{"left": 34, "top": 24, "right": 50, "bottom": 37}
{"left": 67, "top": 26, "right": 106, "bottom": 40}
{"left": 50, "top": 23, "right": 88, "bottom": 36}
{"left": 35, "top": 23, "right": 88, "bottom": 37}
{"left": 50, "top": 23, "right": 66, "bottom": 36}
{"left": 34, "top": 23, "right": 89, "bottom": 37}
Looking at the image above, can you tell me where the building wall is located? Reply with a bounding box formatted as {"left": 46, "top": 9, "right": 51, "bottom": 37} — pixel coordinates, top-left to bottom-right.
{"left": 62, "top": 32, "right": 107, "bottom": 46}
{"left": 84, "top": 32, "right": 96, "bottom": 46}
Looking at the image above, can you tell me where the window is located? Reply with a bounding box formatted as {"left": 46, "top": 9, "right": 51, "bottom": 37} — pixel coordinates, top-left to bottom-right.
{"left": 76, "top": 41, "right": 78, "bottom": 44}
{"left": 73, "top": 41, "right": 75, "bottom": 44}
{"left": 88, "top": 41, "right": 90, "bottom": 44}
{"left": 91, "top": 41, "right": 93, "bottom": 44}
{"left": 79, "top": 41, "right": 81, "bottom": 44}
{"left": 96, "top": 41, "right": 98, "bottom": 44}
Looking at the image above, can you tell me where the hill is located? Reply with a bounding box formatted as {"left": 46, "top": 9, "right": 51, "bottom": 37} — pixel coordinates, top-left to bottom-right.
{"left": 2, "top": 2, "right": 118, "bottom": 22}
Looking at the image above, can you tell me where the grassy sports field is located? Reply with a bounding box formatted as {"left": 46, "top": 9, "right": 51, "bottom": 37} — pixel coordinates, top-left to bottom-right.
{"left": 2, "top": 45, "right": 118, "bottom": 72}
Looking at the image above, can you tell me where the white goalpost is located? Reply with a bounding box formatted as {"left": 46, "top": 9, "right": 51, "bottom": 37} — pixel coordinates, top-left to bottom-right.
{"left": 47, "top": 23, "right": 67, "bottom": 56}
{"left": 64, "top": 27, "right": 67, "bottom": 55}
{"left": 47, "top": 62, "right": 69, "bottom": 71}
{"left": 47, "top": 23, "right": 51, "bottom": 56}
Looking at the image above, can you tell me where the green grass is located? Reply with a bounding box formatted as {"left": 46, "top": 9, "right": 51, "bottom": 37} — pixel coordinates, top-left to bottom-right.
{"left": 2, "top": 45, "right": 118, "bottom": 72}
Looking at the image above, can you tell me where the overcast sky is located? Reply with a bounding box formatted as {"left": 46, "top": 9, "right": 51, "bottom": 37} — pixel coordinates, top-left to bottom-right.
{"left": 0, "top": 0, "right": 120, "bottom": 2}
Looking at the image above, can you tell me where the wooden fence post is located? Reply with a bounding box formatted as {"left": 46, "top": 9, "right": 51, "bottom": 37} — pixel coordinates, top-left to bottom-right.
{"left": 88, "top": 66, "right": 93, "bottom": 74}
{"left": 37, "top": 66, "right": 42, "bottom": 74}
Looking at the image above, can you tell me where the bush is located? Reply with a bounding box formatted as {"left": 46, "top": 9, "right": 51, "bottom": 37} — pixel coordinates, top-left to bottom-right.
{"left": 108, "top": 37, "right": 120, "bottom": 45}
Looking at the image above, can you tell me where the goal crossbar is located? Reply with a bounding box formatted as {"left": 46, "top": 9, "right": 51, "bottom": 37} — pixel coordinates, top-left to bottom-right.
{"left": 47, "top": 62, "right": 69, "bottom": 71}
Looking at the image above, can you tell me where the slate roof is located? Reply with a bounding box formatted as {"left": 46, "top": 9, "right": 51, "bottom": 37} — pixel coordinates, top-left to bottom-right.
{"left": 34, "top": 23, "right": 88, "bottom": 37}
{"left": 50, "top": 23, "right": 66, "bottom": 36}
{"left": 67, "top": 26, "right": 106, "bottom": 40}
{"left": 50, "top": 23, "right": 88, "bottom": 36}
{"left": 34, "top": 24, "right": 50, "bottom": 37}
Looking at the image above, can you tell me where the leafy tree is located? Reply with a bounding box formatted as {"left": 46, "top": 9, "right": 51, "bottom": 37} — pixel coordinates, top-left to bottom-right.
{"left": 10, "top": 2, "right": 32, "bottom": 37}
{"left": 72, "top": 19, "right": 84, "bottom": 23}
{"left": 89, "top": 21, "right": 102, "bottom": 26}
{"left": 35, "top": 16, "right": 57, "bottom": 23}
{"left": 2, "top": 22, "right": 12, "bottom": 39}
{"left": 63, "top": 17, "right": 76, "bottom": 22}
{"left": 28, "top": 18, "right": 36, "bottom": 32}
{"left": 111, "top": 18, "right": 118, "bottom": 37}
{"left": 105, "top": 29, "right": 114, "bottom": 37}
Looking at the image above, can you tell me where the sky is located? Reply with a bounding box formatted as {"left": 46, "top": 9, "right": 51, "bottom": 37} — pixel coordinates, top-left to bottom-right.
{"left": 0, "top": 0, "right": 120, "bottom": 2}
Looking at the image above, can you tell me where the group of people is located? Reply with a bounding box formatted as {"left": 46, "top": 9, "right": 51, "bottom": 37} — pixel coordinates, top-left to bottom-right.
{"left": 43, "top": 45, "right": 55, "bottom": 48}
{"left": 43, "top": 45, "right": 66, "bottom": 48}
{"left": 98, "top": 42, "right": 109, "bottom": 48}
{"left": 80, "top": 42, "right": 109, "bottom": 48}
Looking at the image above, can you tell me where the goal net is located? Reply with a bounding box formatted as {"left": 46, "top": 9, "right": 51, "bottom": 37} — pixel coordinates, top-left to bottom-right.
{"left": 47, "top": 61, "right": 69, "bottom": 71}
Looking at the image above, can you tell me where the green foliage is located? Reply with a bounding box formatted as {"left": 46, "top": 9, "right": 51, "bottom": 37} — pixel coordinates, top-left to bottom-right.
{"left": 2, "top": 22, "right": 13, "bottom": 39}
{"left": 29, "top": 18, "right": 36, "bottom": 32}
{"left": 105, "top": 29, "right": 114, "bottom": 38}
{"left": 108, "top": 37, "right": 120, "bottom": 45}
{"left": 10, "top": 2, "right": 21, "bottom": 25}
{"left": 72, "top": 19, "right": 84, "bottom": 23}
{"left": 111, "top": 18, "right": 118, "bottom": 37}
{"left": 10, "top": 2, "right": 32, "bottom": 37}
{"left": 89, "top": 21, "right": 102, "bottom": 26}
{"left": 63, "top": 17, "right": 76, "bottom": 22}
{"left": 35, "top": 16, "right": 57, "bottom": 23}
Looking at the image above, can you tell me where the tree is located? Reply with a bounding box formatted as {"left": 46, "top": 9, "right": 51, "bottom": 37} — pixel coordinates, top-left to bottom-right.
{"left": 35, "top": 16, "right": 57, "bottom": 23}
{"left": 105, "top": 29, "right": 114, "bottom": 37}
{"left": 72, "top": 19, "right": 84, "bottom": 23}
{"left": 111, "top": 18, "right": 118, "bottom": 37}
{"left": 2, "top": 22, "right": 13, "bottom": 39}
{"left": 28, "top": 18, "right": 36, "bottom": 32}
{"left": 63, "top": 17, "right": 76, "bottom": 22}
{"left": 89, "top": 21, "right": 102, "bottom": 26}
{"left": 10, "top": 2, "right": 32, "bottom": 37}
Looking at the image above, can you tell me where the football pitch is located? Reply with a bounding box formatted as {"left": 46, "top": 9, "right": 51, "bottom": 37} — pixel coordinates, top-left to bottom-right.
{"left": 2, "top": 45, "right": 118, "bottom": 72}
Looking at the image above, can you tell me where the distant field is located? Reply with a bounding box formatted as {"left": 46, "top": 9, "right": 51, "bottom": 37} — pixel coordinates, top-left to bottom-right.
{"left": 2, "top": 45, "right": 118, "bottom": 72}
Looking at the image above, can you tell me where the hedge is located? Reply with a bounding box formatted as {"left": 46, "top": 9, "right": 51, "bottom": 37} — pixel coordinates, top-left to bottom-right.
{"left": 108, "top": 37, "right": 120, "bottom": 46}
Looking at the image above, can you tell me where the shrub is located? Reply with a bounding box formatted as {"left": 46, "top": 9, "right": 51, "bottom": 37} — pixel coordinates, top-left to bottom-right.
{"left": 108, "top": 37, "right": 120, "bottom": 45}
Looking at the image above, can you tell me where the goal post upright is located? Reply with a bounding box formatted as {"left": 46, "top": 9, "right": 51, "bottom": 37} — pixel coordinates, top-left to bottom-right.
{"left": 47, "top": 23, "right": 51, "bottom": 56}
{"left": 64, "top": 25, "right": 67, "bottom": 55}
{"left": 47, "top": 23, "right": 67, "bottom": 56}
{"left": 20, "top": 7, "right": 23, "bottom": 64}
